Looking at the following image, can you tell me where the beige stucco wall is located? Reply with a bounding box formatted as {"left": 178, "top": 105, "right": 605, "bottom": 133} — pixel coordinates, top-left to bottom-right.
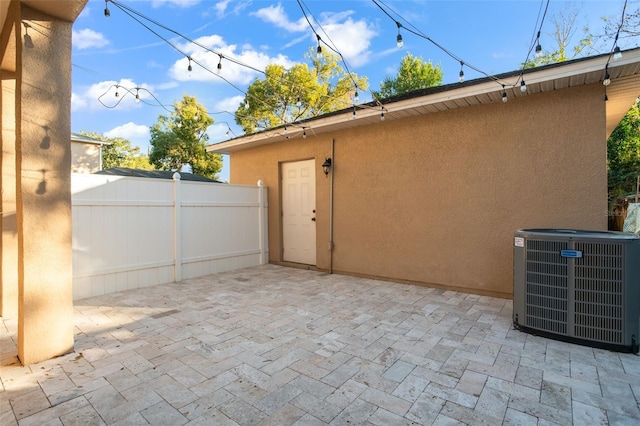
{"left": 71, "top": 141, "right": 102, "bottom": 173}
{"left": 230, "top": 83, "right": 607, "bottom": 298}
{"left": 1, "top": 0, "right": 85, "bottom": 365}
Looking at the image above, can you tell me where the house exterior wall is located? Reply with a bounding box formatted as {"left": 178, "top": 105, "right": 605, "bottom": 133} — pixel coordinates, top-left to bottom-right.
{"left": 71, "top": 141, "right": 102, "bottom": 173}
{"left": 229, "top": 83, "right": 607, "bottom": 298}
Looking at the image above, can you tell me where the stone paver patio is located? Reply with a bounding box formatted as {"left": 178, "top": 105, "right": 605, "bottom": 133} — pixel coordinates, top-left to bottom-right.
{"left": 1, "top": 265, "right": 639, "bottom": 425}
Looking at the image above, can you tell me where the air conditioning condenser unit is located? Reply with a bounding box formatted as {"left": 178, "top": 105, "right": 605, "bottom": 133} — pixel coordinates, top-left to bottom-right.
{"left": 513, "top": 228, "right": 640, "bottom": 353}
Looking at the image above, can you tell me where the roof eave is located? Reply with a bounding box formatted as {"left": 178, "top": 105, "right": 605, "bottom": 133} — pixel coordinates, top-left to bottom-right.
{"left": 207, "top": 48, "right": 640, "bottom": 155}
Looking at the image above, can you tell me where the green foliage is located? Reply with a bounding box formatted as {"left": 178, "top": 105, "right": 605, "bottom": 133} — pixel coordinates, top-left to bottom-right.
{"left": 235, "top": 49, "right": 368, "bottom": 133}
{"left": 608, "top": 99, "right": 640, "bottom": 202}
{"left": 372, "top": 53, "right": 443, "bottom": 99}
{"left": 78, "top": 131, "right": 153, "bottom": 170}
{"left": 150, "top": 94, "right": 222, "bottom": 180}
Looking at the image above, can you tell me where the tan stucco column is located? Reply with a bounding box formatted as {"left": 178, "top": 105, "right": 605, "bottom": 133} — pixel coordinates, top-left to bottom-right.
{"left": 1, "top": 78, "right": 19, "bottom": 319}
{"left": 16, "top": 4, "right": 74, "bottom": 365}
{"left": 1, "top": 0, "right": 20, "bottom": 320}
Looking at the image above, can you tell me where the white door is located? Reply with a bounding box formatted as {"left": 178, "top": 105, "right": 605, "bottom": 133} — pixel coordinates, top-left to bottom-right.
{"left": 282, "top": 159, "right": 316, "bottom": 265}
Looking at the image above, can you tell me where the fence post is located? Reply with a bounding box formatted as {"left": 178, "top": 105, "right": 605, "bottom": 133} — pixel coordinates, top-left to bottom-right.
{"left": 173, "top": 172, "right": 182, "bottom": 281}
{"left": 258, "top": 180, "right": 265, "bottom": 265}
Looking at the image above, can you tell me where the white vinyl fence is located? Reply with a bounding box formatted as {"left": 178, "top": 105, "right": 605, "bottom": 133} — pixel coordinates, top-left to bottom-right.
{"left": 71, "top": 173, "right": 268, "bottom": 300}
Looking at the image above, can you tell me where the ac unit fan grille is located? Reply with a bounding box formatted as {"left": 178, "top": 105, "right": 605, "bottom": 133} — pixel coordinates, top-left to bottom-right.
{"left": 524, "top": 239, "right": 569, "bottom": 335}
{"left": 573, "top": 242, "right": 624, "bottom": 344}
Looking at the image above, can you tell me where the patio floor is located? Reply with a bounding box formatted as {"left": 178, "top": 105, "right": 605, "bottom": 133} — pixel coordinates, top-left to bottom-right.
{"left": 1, "top": 265, "right": 639, "bottom": 425}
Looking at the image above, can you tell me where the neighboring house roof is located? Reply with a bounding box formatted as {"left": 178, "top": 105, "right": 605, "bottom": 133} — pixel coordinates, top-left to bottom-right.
{"left": 207, "top": 48, "right": 640, "bottom": 155}
{"left": 71, "top": 133, "right": 110, "bottom": 146}
{"left": 95, "top": 167, "right": 223, "bottom": 183}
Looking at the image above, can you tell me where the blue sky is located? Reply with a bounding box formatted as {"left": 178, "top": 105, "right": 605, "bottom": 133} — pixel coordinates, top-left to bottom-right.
{"left": 71, "top": 0, "right": 635, "bottom": 181}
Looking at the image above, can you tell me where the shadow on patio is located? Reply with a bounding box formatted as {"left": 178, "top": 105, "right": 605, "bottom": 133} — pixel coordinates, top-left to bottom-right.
{"left": 1, "top": 265, "right": 639, "bottom": 425}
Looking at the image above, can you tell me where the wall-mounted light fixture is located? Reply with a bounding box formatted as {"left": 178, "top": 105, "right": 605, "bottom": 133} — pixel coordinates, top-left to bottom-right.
{"left": 322, "top": 158, "right": 332, "bottom": 176}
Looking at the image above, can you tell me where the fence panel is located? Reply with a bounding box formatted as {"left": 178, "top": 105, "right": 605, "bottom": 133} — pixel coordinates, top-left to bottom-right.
{"left": 71, "top": 173, "right": 268, "bottom": 300}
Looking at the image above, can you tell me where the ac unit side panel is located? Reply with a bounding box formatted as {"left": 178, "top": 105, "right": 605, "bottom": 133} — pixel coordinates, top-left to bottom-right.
{"left": 572, "top": 241, "right": 624, "bottom": 345}
{"left": 624, "top": 241, "right": 640, "bottom": 349}
{"left": 523, "top": 237, "right": 569, "bottom": 336}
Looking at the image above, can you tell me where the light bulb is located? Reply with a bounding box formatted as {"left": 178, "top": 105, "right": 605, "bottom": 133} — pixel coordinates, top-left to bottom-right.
{"left": 316, "top": 35, "right": 323, "bottom": 59}
{"left": 501, "top": 91, "right": 508, "bottom": 103}
{"left": 187, "top": 58, "right": 192, "bottom": 76}
{"left": 217, "top": 56, "right": 222, "bottom": 74}
{"left": 296, "top": 97, "right": 301, "bottom": 107}
{"left": 396, "top": 34, "right": 403, "bottom": 49}
{"left": 603, "top": 73, "right": 611, "bottom": 86}
{"left": 459, "top": 69, "right": 464, "bottom": 83}
{"left": 352, "top": 108, "right": 356, "bottom": 119}
{"left": 535, "top": 43, "right": 542, "bottom": 58}
{"left": 353, "top": 90, "right": 359, "bottom": 104}
{"left": 135, "top": 90, "right": 140, "bottom": 103}
{"left": 613, "top": 46, "right": 622, "bottom": 61}
{"left": 302, "top": 129, "right": 307, "bottom": 139}
{"left": 104, "top": 0, "right": 110, "bottom": 17}
{"left": 114, "top": 85, "right": 119, "bottom": 98}
{"left": 520, "top": 80, "right": 527, "bottom": 92}
{"left": 283, "top": 125, "right": 288, "bottom": 134}
{"left": 380, "top": 110, "right": 385, "bottom": 121}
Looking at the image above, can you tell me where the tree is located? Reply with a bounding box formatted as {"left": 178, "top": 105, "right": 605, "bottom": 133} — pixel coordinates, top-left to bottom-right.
{"left": 77, "top": 131, "right": 153, "bottom": 170}
{"left": 603, "top": 3, "right": 640, "bottom": 40}
{"left": 235, "top": 49, "right": 368, "bottom": 133}
{"left": 522, "top": 5, "right": 592, "bottom": 68}
{"left": 608, "top": 98, "right": 640, "bottom": 203}
{"left": 372, "top": 53, "right": 443, "bottom": 99}
{"left": 150, "top": 94, "right": 222, "bottom": 180}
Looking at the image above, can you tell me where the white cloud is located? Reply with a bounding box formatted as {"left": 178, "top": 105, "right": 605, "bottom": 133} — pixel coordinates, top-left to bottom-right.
{"left": 251, "top": 4, "right": 308, "bottom": 32}
{"left": 214, "top": 95, "right": 244, "bottom": 115}
{"left": 73, "top": 79, "right": 155, "bottom": 111}
{"left": 169, "top": 36, "right": 295, "bottom": 85}
{"left": 314, "top": 14, "right": 377, "bottom": 67}
{"left": 71, "top": 92, "right": 88, "bottom": 112}
{"left": 104, "top": 122, "right": 150, "bottom": 141}
{"left": 73, "top": 28, "right": 109, "bottom": 50}
{"left": 252, "top": 7, "right": 377, "bottom": 68}
{"left": 215, "top": 0, "right": 231, "bottom": 17}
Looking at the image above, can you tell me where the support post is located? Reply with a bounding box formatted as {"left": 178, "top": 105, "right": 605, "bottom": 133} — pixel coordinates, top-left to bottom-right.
{"left": 173, "top": 172, "right": 182, "bottom": 282}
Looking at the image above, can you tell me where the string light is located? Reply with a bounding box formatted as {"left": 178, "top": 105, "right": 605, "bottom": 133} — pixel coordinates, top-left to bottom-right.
{"left": 114, "top": 84, "right": 120, "bottom": 98}
{"left": 352, "top": 107, "right": 357, "bottom": 119}
{"left": 613, "top": 46, "right": 622, "bottom": 61}
{"left": 600, "top": 0, "right": 627, "bottom": 97}
{"left": 135, "top": 88, "right": 140, "bottom": 103}
{"left": 353, "top": 87, "right": 359, "bottom": 104}
{"left": 217, "top": 55, "right": 223, "bottom": 74}
{"left": 396, "top": 22, "right": 403, "bottom": 48}
{"left": 520, "top": 80, "right": 527, "bottom": 93}
{"left": 284, "top": 125, "right": 288, "bottom": 134}
{"left": 187, "top": 56, "right": 192, "bottom": 76}
{"left": 380, "top": 107, "right": 385, "bottom": 121}
{"left": 501, "top": 85, "right": 508, "bottom": 103}
{"left": 302, "top": 128, "right": 307, "bottom": 139}
{"left": 459, "top": 61, "right": 464, "bottom": 83}
{"left": 104, "top": 0, "right": 110, "bottom": 17}
{"left": 316, "top": 35, "right": 323, "bottom": 59}
{"left": 535, "top": 31, "right": 543, "bottom": 57}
